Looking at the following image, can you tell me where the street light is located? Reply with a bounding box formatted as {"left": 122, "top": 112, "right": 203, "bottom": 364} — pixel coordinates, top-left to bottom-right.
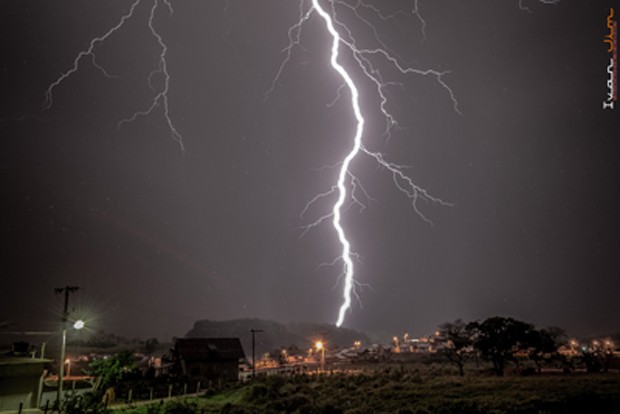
{"left": 58, "top": 319, "right": 84, "bottom": 406}
{"left": 315, "top": 340, "right": 325, "bottom": 372}
{"left": 65, "top": 359, "right": 71, "bottom": 378}
{"left": 55, "top": 286, "right": 80, "bottom": 408}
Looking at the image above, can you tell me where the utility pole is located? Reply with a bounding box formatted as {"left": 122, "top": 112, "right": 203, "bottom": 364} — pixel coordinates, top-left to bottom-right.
{"left": 55, "top": 286, "right": 79, "bottom": 408}
{"left": 250, "top": 329, "right": 263, "bottom": 380}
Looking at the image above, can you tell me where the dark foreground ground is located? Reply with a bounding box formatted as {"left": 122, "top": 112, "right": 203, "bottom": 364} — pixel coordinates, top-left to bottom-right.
{"left": 113, "top": 370, "right": 620, "bottom": 414}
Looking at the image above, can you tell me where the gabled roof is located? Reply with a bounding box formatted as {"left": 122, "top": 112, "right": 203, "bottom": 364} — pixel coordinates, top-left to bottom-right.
{"left": 176, "top": 338, "right": 245, "bottom": 362}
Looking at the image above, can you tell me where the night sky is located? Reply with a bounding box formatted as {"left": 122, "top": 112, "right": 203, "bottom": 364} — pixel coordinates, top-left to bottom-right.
{"left": 1, "top": 0, "right": 618, "bottom": 341}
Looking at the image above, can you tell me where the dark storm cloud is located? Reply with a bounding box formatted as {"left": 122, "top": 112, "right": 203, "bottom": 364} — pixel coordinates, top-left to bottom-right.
{"left": 1, "top": 0, "right": 618, "bottom": 341}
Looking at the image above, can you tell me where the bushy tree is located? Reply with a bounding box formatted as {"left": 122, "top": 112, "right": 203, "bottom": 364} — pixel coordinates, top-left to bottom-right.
{"left": 467, "top": 316, "right": 532, "bottom": 376}
{"left": 60, "top": 392, "right": 108, "bottom": 414}
{"left": 88, "top": 351, "right": 138, "bottom": 402}
{"left": 526, "top": 327, "right": 563, "bottom": 373}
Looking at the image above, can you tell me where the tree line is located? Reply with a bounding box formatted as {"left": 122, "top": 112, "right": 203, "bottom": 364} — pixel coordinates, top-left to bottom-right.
{"left": 438, "top": 316, "right": 615, "bottom": 376}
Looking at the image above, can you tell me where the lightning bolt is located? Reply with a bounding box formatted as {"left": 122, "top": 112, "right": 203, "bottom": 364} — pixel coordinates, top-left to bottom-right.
{"left": 117, "top": 0, "right": 184, "bottom": 152}
{"left": 311, "top": 0, "right": 364, "bottom": 327}
{"left": 268, "top": 0, "right": 459, "bottom": 327}
{"left": 42, "top": 0, "right": 141, "bottom": 110}
{"left": 42, "top": 0, "right": 184, "bottom": 152}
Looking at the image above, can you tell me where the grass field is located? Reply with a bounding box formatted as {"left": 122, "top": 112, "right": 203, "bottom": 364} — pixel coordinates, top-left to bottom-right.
{"left": 112, "top": 369, "right": 620, "bottom": 414}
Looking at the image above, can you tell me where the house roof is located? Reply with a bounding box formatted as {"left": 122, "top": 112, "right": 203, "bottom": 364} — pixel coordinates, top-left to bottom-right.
{"left": 0, "top": 357, "right": 51, "bottom": 378}
{"left": 175, "top": 338, "right": 245, "bottom": 362}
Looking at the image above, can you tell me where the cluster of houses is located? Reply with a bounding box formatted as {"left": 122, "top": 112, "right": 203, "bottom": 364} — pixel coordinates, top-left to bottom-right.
{"left": 1, "top": 332, "right": 618, "bottom": 410}
{"left": 390, "top": 331, "right": 450, "bottom": 354}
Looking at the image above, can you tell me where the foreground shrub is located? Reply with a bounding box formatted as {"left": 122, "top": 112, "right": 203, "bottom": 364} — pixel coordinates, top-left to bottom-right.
{"left": 163, "top": 400, "right": 199, "bottom": 414}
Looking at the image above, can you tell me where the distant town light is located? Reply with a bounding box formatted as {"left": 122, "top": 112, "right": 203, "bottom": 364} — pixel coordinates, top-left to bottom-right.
{"left": 315, "top": 340, "right": 325, "bottom": 371}
{"left": 73, "top": 320, "right": 85, "bottom": 330}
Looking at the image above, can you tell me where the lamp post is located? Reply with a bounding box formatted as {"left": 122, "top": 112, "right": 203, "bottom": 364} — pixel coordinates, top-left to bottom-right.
{"left": 55, "top": 286, "right": 80, "bottom": 407}
{"left": 315, "top": 340, "right": 325, "bottom": 372}
{"left": 65, "top": 358, "right": 71, "bottom": 378}
{"left": 57, "top": 319, "right": 84, "bottom": 406}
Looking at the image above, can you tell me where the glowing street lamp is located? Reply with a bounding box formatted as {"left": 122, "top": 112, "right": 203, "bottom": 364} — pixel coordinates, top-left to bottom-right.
{"left": 58, "top": 319, "right": 84, "bottom": 403}
{"left": 315, "top": 340, "right": 325, "bottom": 372}
{"left": 55, "top": 285, "right": 80, "bottom": 407}
{"left": 62, "top": 321, "right": 84, "bottom": 380}
{"left": 65, "top": 358, "right": 72, "bottom": 378}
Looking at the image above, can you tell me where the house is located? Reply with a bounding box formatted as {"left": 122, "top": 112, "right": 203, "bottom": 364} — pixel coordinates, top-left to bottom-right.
{"left": 174, "top": 338, "right": 245, "bottom": 383}
{"left": 0, "top": 356, "right": 50, "bottom": 411}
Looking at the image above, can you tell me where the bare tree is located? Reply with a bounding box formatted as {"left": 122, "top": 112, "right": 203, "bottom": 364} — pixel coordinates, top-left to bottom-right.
{"left": 439, "top": 319, "right": 473, "bottom": 376}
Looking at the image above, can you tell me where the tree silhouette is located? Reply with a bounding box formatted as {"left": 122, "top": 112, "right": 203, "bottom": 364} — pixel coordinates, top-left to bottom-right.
{"left": 438, "top": 319, "right": 473, "bottom": 376}
{"left": 468, "top": 316, "right": 532, "bottom": 376}
{"left": 526, "top": 327, "right": 563, "bottom": 373}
